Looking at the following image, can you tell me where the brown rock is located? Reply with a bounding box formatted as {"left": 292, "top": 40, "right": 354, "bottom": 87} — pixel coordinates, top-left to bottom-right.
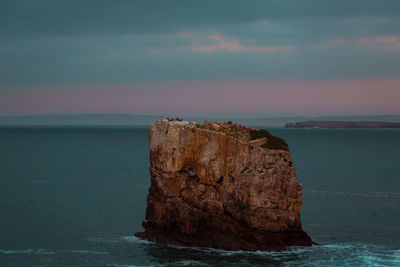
{"left": 135, "top": 118, "right": 314, "bottom": 251}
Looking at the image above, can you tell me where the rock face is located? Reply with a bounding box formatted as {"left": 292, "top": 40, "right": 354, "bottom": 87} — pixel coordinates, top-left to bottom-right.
{"left": 135, "top": 118, "right": 313, "bottom": 251}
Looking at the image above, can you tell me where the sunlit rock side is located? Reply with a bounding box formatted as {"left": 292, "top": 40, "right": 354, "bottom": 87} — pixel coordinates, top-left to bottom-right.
{"left": 135, "top": 118, "right": 313, "bottom": 251}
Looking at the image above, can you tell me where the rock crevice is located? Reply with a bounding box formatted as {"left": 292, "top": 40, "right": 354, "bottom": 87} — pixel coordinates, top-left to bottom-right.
{"left": 136, "top": 118, "right": 313, "bottom": 251}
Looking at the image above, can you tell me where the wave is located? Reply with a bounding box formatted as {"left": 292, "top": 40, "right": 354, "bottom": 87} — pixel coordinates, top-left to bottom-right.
{"left": 305, "top": 189, "right": 400, "bottom": 198}
{"left": 60, "top": 249, "right": 110, "bottom": 255}
{"left": 0, "top": 248, "right": 55, "bottom": 255}
{"left": 0, "top": 248, "right": 109, "bottom": 255}
{"left": 89, "top": 236, "right": 400, "bottom": 266}
{"left": 108, "top": 261, "right": 207, "bottom": 267}
{"left": 87, "top": 235, "right": 152, "bottom": 245}
{"left": 7, "top": 236, "right": 393, "bottom": 266}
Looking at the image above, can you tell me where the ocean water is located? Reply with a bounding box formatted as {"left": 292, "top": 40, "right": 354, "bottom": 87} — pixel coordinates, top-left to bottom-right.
{"left": 0, "top": 126, "right": 399, "bottom": 266}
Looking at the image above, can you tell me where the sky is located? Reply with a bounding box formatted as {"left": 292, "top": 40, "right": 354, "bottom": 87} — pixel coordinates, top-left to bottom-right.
{"left": 1, "top": 0, "right": 400, "bottom": 117}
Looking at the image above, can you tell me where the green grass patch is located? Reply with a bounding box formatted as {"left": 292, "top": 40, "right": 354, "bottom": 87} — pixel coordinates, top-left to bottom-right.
{"left": 249, "top": 129, "right": 289, "bottom": 151}
{"left": 195, "top": 124, "right": 216, "bottom": 131}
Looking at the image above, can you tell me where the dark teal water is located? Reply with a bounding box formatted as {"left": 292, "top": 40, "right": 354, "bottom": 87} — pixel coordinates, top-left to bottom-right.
{"left": 0, "top": 127, "right": 399, "bottom": 266}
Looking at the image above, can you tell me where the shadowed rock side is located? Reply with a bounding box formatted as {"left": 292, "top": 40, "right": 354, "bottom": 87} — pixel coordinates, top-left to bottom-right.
{"left": 135, "top": 118, "right": 313, "bottom": 251}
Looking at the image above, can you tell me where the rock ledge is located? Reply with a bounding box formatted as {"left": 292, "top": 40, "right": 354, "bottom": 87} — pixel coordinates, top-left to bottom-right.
{"left": 135, "top": 118, "right": 313, "bottom": 251}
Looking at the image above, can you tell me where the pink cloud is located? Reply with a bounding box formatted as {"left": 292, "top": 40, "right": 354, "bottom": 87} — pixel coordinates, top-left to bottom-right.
{"left": 325, "top": 35, "right": 400, "bottom": 50}
{"left": 178, "top": 30, "right": 195, "bottom": 38}
{"left": 208, "top": 33, "right": 225, "bottom": 42}
{"left": 184, "top": 33, "right": 295, "bottom": 53}
{"left": 325, "top": 39, "right": 349, "bottom": 45}
{"left": 357, "top": 35, "right": 400, "bottom": 50}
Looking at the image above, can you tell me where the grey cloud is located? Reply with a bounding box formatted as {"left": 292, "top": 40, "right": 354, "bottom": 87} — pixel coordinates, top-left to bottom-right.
{"left": 2, "top": 34, "right": 400, "bottom": 88}
{"left": 1, "top": 0, "right": 400, "bottom": 39}
{"left": 1, "top": 0, "right": 400, "bottom": 87}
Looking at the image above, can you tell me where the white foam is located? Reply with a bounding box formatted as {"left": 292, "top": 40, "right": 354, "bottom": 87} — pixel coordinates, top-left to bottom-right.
{"left": 120, "top": 236, "right": 152, "bottom": 244}
{"left": 86, "top": 237, "right": 400, "bottom": 266}
{"left": 0, "top": 248, "right": 55, "bottom": 255}
{"left": 172, "top": 260, "right": 208, "bottom": 266}
{"left": 61, "top": 249, "right": 110, "bottom": 255}
{"left": 108, "top": 260, "right": 207, "bottom": 267}
{"left": 108, "top": 264, "right": 161, "bottom": 267}
{"left": 87, "top": 235, "right": 152, "bottom": 245}
{"left": 0, "top": 248, "right": 111, "bottom": 256}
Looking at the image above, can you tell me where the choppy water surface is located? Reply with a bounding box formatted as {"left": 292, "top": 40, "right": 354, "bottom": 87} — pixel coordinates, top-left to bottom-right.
{"left": 0, "top": 127, "right": 399, "bottom": 266}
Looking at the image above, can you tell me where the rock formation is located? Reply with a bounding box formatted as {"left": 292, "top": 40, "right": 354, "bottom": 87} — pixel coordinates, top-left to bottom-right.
{"left": 135, "top": 118, "right": 313, "bottom": 251}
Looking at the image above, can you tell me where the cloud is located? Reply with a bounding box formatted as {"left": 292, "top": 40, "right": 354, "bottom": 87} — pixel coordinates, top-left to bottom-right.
{"left": 357, "top": 35, "right": 400, "bottom": 50}
{"left": 1, "top": 1, "right": 399, "bottom": 40}
{"left": 1, "top": 1, "right": 400, "bottom": 87}
{"left": 148, "top": 47, "right": 159, "bottom": 53}
{"left": 325, "top": 35, "right": 400, "bottom": 50}
{"left": 208, "top": 33, "right": 225, "bottom": 43}
{"left": 178, "top": 30, "right": 195, "bottom": 38}
{"left": 183, "top": 33, "right": 295, "bottom": 53}
{"left": 325, "top": 39, "right": 349, "bottom": 45}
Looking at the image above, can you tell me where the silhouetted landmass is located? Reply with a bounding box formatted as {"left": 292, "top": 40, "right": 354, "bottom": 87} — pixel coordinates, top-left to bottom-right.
{"left": 285, "top": 121, "right": 400, "bottom": 128}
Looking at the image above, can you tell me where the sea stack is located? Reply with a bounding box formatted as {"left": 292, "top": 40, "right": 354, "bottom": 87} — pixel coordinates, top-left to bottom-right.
{"left": 135, "top": 118, "right": 313, "bottom": 251}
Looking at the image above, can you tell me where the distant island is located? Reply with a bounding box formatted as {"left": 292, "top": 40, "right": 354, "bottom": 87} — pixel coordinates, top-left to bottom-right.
{"left": 285, "top": 121, "right": 400, "bottom": 128}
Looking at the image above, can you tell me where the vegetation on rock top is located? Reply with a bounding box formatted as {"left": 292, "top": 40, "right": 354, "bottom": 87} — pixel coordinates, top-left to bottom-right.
{"left": 249, "top": 129, "right": 289, "bottom": 151}
{"left": 167, "top": 117, "right": 183, "bottom": 121}
{"left": 193, "top": 121, "right": 289, "bottom": 150}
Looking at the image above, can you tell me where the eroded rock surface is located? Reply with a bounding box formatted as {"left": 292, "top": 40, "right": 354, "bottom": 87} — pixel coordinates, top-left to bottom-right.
{"left": 135, "top": 118, "right": 313, "bottom": 251}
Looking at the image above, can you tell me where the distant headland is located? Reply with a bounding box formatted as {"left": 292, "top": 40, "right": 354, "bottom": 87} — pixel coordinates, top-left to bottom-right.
{"left": 285, "top": 121, "right": 400, "bottom": 128}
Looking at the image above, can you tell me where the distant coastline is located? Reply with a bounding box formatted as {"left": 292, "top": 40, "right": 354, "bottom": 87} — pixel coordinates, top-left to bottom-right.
{"left": 2, "top": 114, "right": 400, "bottom": 127}
{"left": 285, "top": 121, "right": 400, "bottom": 128}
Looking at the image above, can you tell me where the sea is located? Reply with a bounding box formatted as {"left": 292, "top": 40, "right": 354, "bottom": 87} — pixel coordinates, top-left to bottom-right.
{"left": 0, "top": 126, "right": 399, "bottom": 266}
